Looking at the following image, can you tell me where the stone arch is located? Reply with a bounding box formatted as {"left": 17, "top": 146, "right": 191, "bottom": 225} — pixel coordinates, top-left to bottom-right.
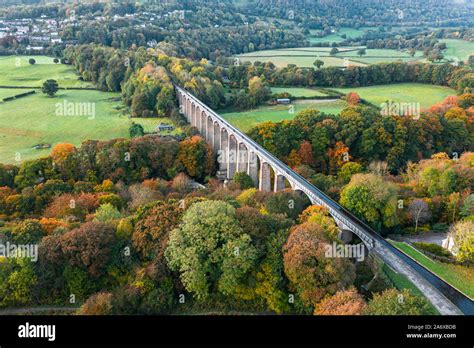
{"left": 236, "top": 142, "right": 249, "bottom": 174}
{"left": 274, "top": 173, "right": 291, "bottom": 192}
{"left": 219, "top": 128, "right": 229, "bottom": 172}
{"left": 190, "top": 102, "right": 195, "bottom": 126}
{"left": 293, "top": 188, "right": 313, "bottom": 207}
{"left": 228, "top": 133, "right": 238, "bottom": 179}
{"left": 207, "top": 115, "right": 214, "bottom": 144}
{"left": 259, "top": 161, "right": 275, "bottom": 192}
{"left": 200, "top": 110, "right": 207, "bottom": 137}
{"left": 213, "top": 121, "right": 221, "bottom": 152}
{"left": 248, "top": 151, "right": 259, "bottom": 187}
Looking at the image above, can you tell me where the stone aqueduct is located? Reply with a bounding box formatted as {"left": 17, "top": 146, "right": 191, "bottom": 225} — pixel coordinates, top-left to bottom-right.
{"left": 176, "top": 86, "right": 375, "bottom": 249}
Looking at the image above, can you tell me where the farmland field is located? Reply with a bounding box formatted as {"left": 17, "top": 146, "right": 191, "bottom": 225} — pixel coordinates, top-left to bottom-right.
{"left": 271, "top": 86, "right": 329, "bottom": 97}
{"left": 332, "top": 83, "right": 456, "bottom": 108}
{"left": 440, "top": 39, "right": 474, "bottom": 63}
{"left": 0, "top": 56, "right": 180, "bottom": 163}
{"left": 236, "top": 46, "right": 425, "bottom": 68}
{"left": 335, "top": 48, "right": 425, "bottom": 64}
{"left": 308, "top": 27, "right": 368, "bottom": 44}
{"left": 235, "top": 47, "right": 366, "bottom": 68}
{"left": 0, "top": 55, "right": 94, "bottom": 88}
{"left": 221, "top": 99, "right": 347, "bottom": 132}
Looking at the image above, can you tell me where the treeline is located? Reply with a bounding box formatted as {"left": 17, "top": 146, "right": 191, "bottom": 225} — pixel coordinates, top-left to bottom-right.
{"left": 240, "top": 0, "right": 473, "bottom": 29}
{"left": 248, "top": 94, "right": 474, "bottom": 176}
{"left": 0, "top": 135, "right": 214, "bottom": 217}
{"left": 226, "top": 60, "right": 474, "bottom": 92}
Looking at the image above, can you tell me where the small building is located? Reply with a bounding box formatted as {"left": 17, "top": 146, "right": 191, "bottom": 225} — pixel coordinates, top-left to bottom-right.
{"left": 276, "top": 98, "right": 291, "bottom": 104}
{"left": 155, "top": 123, "right": 174, "bottom": 132}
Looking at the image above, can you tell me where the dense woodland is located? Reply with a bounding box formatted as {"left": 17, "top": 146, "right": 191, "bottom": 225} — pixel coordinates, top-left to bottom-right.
{"left": 0, "top": 0, "right": 473, "bottom": 316}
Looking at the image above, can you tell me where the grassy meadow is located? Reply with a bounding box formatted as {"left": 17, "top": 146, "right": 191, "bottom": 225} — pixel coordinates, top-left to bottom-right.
{"left": 390, "top": 241, "right": 474, "bottom": 298}
{"left": 235, "top": 46, "right": 426, "bottom": 68}
{"left": 0, "top": 56, "right": 94, "bottom": 88}
{"left": 0, "top": 56, "right": 179, "bottom": 164}
{"left": 220, "top": 99, "right": 346, "bottom": 132}
{"left": 271, "top": 86, "right": 329, "bottom": 97}
{"left": 440, "top": 39, "right": 474, "bottom": 63}
{"left": 308, "top": 27, "right": 367, "bottom": 44}
{"left": 332, "top": 83, "right": 456, "bottom": 108}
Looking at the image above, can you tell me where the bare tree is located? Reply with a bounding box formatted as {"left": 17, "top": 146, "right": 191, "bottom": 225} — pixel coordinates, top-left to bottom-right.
{"left": 369, "top": 161, "right": 389, "bottom": 176}
{"left": 408, "top": 199, "right": 431, "bottom": 233}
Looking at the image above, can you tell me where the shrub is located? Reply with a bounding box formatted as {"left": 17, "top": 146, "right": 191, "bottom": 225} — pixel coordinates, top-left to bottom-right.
{"left": 12, "top": 219, "right": 44, "bottom": 244}
{"left": 412, "top": 242, "right": 452, "bottom": 257}
{"left": 232, "top": 172, "right": 255, "bottom": 189}
{"left": 94, "top": 203, "right": 122, "bottom": 223}
{"left": 78, "top": 292, "right": 113, "bottom": 315}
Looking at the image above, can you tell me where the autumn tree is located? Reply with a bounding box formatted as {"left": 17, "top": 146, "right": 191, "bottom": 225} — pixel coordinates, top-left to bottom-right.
{"left": 177, "top": 136, "right": 214, "bottom": 180}
{"left": 346, "top": 92, "right": 361, "bottom": 105}
{"left": 12, "top": 219, "right": 45, "bottom": 244}
{"left": 314, "top": 287, "right": 366, "bottom": 315}
{"left": 60, "top": 221, "right": 116, "bottom": 277}
{"left": 448, "top": 220, "right": 474, "bottom": 262}
{"left": 298, "top": 140, "right": 315, "bottom": 166}
{"left": 132, "top": 201, "right": 182, "bottom": 261}
{"left": 283, "top": 222, "right": 356, "bottom": 309}
{"left": 327, "top": 141, "right": 350, "bottom": 175}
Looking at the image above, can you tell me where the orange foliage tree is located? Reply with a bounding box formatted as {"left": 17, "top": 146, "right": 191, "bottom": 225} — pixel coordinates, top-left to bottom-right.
{"left": 346, "top": 92, "right": 361, "bottom": 105}
{"left": 298, "top": 140, "right": 315, "bottom": 166}
{"left": 314, "top": 287, "right": 366, "bottom": 315}
{"left": 327, "top": 141, "right": 350, "bottom": 175}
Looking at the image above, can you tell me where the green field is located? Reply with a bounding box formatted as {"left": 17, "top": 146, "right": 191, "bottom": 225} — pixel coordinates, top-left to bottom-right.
{"left": 308, "top": 27, "right": 367, "bottom": 44}
{"left": 0, "top": 88, "right": 33, "bottom": 100}
{"left": 0, "top": 56, "right": 94, "bottom": 88}
{"left": 235, "top": 46, "right": 426, "bottom": 68}
{"left": 271, "top": 87, "right": 329, "bottom": 97}
{"left": 0, "top": 56, "right": 180, "bottom": 164}
{"left": 335, "top": 48, "right": 425, "bottom": 64}
{"left": 0, "top": 90, "right": 178, "bottom": 163}
{"left": 390, "top": 241, "right": 474, "bottom": 299}
{"left": 332, "top": 83, "right": 456, "bottom": 108}
{"left": 221, "top": 99, "right": 346, "bottom": 132}
{"left": 440, "top": 39, "right": 474, "bottom": 63}
{"left": 235, "top": 47, "right": 366, "bottom": 68}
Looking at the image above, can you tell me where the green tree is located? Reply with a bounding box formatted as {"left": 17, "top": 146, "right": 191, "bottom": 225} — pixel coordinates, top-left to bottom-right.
{"left": 340, "top": 173, "right": 399, "bottom": 232}
{"left": 94, "top": 203, "right": 122, "bottom": 223}
{"left": 0, "top": 258, "right": 38, "bottom": 307}
{"left": 129, "top": 122, "right": 145, "bottom": 138}
{"left": 357, "top": 48, "right": 366, "bottom": 57}
{"left": 42, "top": 79, "right": 59, "bottom": 97}
{"left": 232, "top": 172, "right": 255, "bottom": 189}
{"left": 12, "top": 219, "right": 45, "bottom": 244}
{"left": 165, "top": 201, "right": 258, "bottom": 300}
{"left": 364, "top": 288, "right": 433, "bottom": 315}
{"left": 313, "top": 59, "right": 324, "bottom": 69}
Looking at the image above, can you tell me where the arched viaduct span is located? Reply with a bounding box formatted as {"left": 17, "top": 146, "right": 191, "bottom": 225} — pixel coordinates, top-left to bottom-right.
{"left": 175, "top": 86, "right": 473, "bottom": 315}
